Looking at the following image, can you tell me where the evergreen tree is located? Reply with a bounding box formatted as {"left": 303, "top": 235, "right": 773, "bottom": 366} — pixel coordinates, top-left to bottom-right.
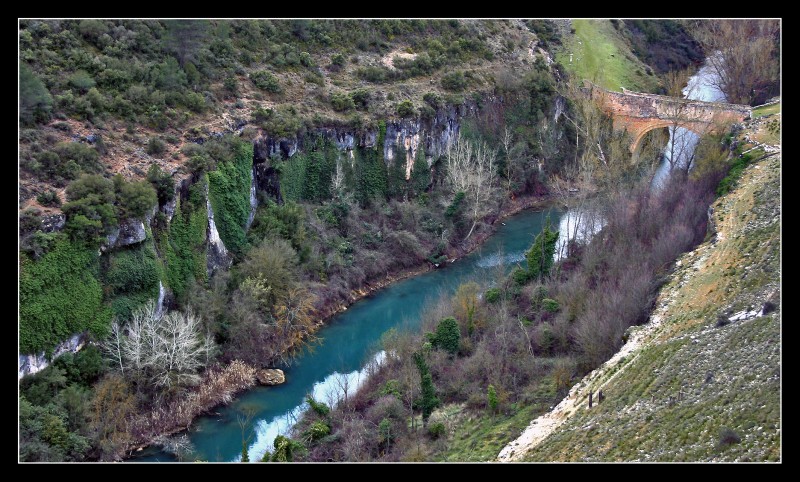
{"left": 526, "top": 215, "right": 559, "bottom": 281}
{"left": 413, "top": 352, "right": 440, "bottom": 426}
{"left": 410, "top": 144, "right": 430, "bottom": 198}
{"left": 431, "top": 317, "right": 460, "bottom": 355}
{"left": 20, "top": 63, "right": 52, "bottom": 125}
{"left": 487, "top": 384, "right": 498, "bottom": 413}
{"left": 163, "top": 20, "right": 210, "bottom": 67}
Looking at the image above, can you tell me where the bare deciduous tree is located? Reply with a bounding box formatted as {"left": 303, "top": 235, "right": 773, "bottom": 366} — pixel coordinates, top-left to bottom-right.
{"left": 331, "top": 157, "right": 346, "bottom": 197}
{"left": 691, "top": 19, "right": 780, "bottom": 106}
{"left": 658, "top": 69, "right": 713, "bottom": 175}
{"left": 537, "top": 116, "right": 563, "bottom": 174}
{"left": 445, "top": 134, "right": 497, "bottom": 241}
{"left": 500, "top": 127, "right": 518, "bottom": 199}
{"left": 103, "top": 301, "right": 215, "bottom": 390}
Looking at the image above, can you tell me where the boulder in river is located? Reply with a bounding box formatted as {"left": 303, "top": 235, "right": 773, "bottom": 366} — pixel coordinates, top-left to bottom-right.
{"left": 256, "top": 368, "right": 286, "bottom": 386}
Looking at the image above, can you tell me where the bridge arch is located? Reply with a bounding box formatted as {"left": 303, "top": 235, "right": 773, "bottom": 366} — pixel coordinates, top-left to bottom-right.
{"left": 629, "top": 119, "right": 712, "bottom": 158}
{"left": 587, "top": 83, "right": 751, "bottom": 155}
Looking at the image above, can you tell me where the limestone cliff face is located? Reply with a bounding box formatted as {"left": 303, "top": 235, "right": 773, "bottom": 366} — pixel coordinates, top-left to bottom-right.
{"left": 18, "top": 333, "right": 86, "bottom": 379}
{"left": 383, "top": 103, "right": 466, "bottom": 176}
{"left": 252, "top": 102, "right": 478, "bottom": 201}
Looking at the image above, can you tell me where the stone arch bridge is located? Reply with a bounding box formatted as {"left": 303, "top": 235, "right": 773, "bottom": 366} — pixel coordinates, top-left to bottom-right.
{"left": 587, "top": 83, "right": 751, "bottom": 154}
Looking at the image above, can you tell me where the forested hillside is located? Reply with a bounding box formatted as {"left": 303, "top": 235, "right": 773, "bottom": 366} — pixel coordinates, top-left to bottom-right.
{"left": 19, "top": 19, "right": 582, "bottom": 461}
{"left": 18, "top": 19, "right": 779, "bottom": 463}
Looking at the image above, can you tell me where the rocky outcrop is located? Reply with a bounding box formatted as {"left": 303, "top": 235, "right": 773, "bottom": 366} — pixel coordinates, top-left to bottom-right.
{"left": 40, "top": 213, "right": 65, "bottom": 233}
{"left": 19, "top": 333, "right": 86, "bottom": 379}
{"left": 256, "top": 368, "right": 286, "bottom": 386}
{"left": 104, "top": 218, "right": 147, "bottom": 250}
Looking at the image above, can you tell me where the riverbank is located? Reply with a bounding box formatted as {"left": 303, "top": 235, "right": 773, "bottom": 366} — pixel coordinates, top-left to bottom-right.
{"left": 317, "top": 193, "right": 556, "bottom": 323}
{"left": 123, "top": 192, "right": 558, "bottom": 460}
{"left": 508, "top": 153, "right": 780, "bottom": 462}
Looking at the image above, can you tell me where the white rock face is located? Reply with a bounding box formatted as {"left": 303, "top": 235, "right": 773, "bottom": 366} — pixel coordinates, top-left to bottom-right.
{"left": 19, "top": 333, "right": 86, "bottom": 379}
{"left": 155, "top": 281, "right": 167, "bottom": 319}
{"left": 206, "top": 184, "right": 233, "bottom": 275}
{"left": 246, "top": 169, "right": 257, "bottom": 230}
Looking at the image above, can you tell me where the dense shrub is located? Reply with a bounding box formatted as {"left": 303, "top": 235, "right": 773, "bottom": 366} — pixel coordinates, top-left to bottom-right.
{"left": 718, "top": 427, "right": 742, "bottom": 448}
{"left": 330, "top": 92, "right": 355, "bottom": 112}
{"left": 20, "top": 237, "right": 111, "bottom": 354}
{"left": 430, "top": 317, "right": 460, "bottom": 355}
{"left": 395, "top": 100, "right": 415, "bottom": 118}
{"left": 114, "top": 177, "right": 157, "bottom": 219}
{"left": 146, "top": 137, "right": 167, "bottom": 156}
{"left": 484, "top": 287, "right": 501, "bottom": 304}
{"left": 542, "top": 298, "right": 560, "bottom": 313}
{"left": 351, "top": 89, "right": 370, "bottom": 110}
{"left": 146, "top": 164, "right": 175, "bottom": 205}
{"left": 307, "top": 396, "right": 331, "bottom": 417}
{"left": 208, "top": 138, "right": 254, "bottom": 257}
{"left": 357, "top": 66, "right": 393, "bottom": 83}
{"left": 54, "top": 142, "right": 102, "bottom": 174}
{"left": 250, "top": 70, "right": 282, "bottom": 93}
{"left": 254, "top": 105, "right": 302, "bottom": 138}
{"left": 20, "top": 63, "right": 52, "bottom": 125}
{"left": 69, "top": 70, "right": 96, "bottom": 93}
{"left": 37, "top": 190, "right": 61, "bottom": 207}
{"left": 427, "top": 421, "right": 446, "bottom": 439}
{"left": 331, "top": 53, "right": 346, "bottom": 67}
{"left": 63, "top": 174, "right": 117, "bottom": 244}
{"left": 441, "top": 71, "right": 467, "bottom": 91}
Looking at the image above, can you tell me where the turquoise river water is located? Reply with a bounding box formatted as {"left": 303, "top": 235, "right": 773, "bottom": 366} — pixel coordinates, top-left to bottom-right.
{"left": 134, "top": 207, "right": 565, "bottom": 462}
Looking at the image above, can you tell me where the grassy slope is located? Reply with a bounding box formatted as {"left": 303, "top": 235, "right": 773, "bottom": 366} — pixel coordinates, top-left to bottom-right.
{"left": 753, "top": 102, "right": 781, "bottom": 118}
{"left": 434, "top": 376, "right": 559, "bottom": 461}
{"left": 523, "top": 149, "right": 781, "bottom": 462}
{"left": 555, "top": 20, "right": 661, "bottom": 93}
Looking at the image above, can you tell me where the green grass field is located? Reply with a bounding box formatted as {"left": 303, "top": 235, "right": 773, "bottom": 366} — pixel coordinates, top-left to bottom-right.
{"left": 434, "top": 403, "right": 542, "bottom": 461}
{"left": 753, "top": 102, "right": 781, "bottom": 118}
{"left": 555, "top": 20, "right": 661, "bottom": 93}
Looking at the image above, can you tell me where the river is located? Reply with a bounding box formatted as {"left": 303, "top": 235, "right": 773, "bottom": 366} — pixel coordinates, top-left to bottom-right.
{"left": 651, "top": 55, "right": 726, "bottom": 187}
{"left": 134, "top": 58, "right": 722, "bottom": 463}
{"left": 134, "top": 206, "right": 567, "bottom": 462}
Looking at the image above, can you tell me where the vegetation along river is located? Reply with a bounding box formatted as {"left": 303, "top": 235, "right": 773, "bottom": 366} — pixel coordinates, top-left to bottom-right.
{"left": 134, "top": 207, "right": 567, "bottom": 462}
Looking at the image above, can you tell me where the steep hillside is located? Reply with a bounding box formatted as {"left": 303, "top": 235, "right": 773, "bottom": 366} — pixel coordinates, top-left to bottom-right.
{"left": 500, "top": 118, "right": 781, "bottom": 462}
{"left": 19, "top": 19, "right": 543, "bottom": 208}
{"left": 554, "top": 19, "right": 662, "bottom": 93}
